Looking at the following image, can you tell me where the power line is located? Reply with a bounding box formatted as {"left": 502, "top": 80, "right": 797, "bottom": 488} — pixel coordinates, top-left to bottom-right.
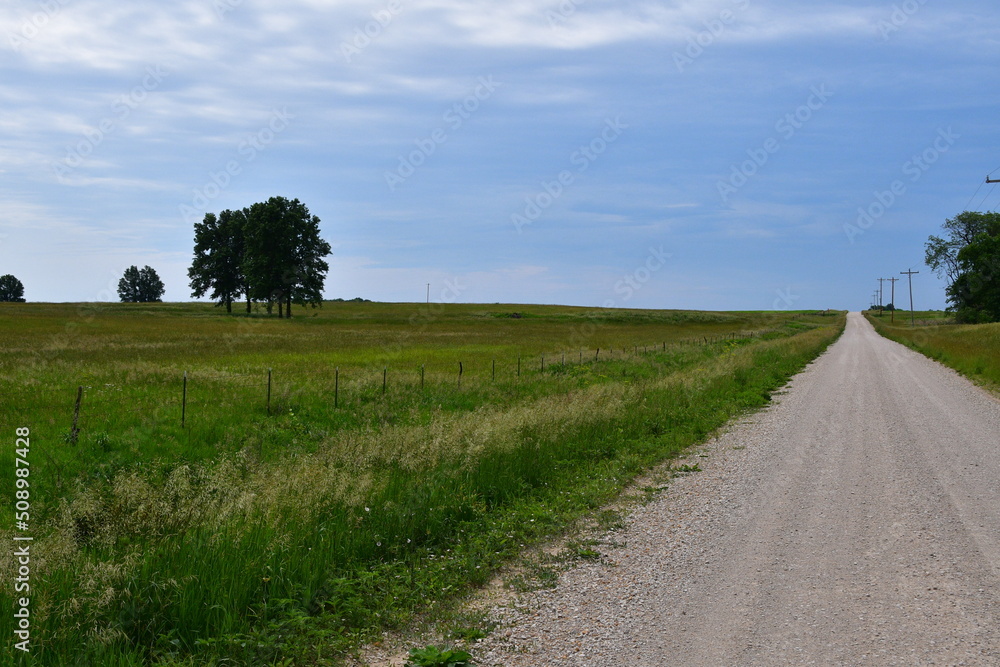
{"left": 965, "top": 181, "right": 985, "bottom": 211}
{"left": 974, "top": 186, "right": 995, "bottom": 212}
{"left": 966, "top": 166, "right": 1000, "bottom": 211}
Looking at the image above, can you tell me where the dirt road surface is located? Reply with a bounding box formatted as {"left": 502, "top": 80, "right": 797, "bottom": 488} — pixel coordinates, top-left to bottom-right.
{"left": 477, "top": 312, "right": 1000, "bottom": 665}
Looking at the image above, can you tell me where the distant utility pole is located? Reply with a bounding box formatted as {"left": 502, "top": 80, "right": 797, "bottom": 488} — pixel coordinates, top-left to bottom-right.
{"left": 900, "top": 269, "right": 919, "bottom": 326}
{"left": 872, "top": 290, "right": 879, "bottom": 311}
{"left": 886, "top": 276, "right": 899, "bottom": 323}
{"left": 426, "top": 283, "right": 430, "bottom": 304}
{"left": 878, "top": 278, "right": 886, "bottom": 315}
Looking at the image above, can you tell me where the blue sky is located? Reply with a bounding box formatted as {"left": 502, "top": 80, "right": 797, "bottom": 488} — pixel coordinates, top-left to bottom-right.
{"left": 2, "top": 0, "right": 998, "bottom": 310}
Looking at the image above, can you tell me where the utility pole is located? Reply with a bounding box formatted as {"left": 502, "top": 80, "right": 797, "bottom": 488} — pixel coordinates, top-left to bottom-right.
{"left": 878, "top": 278, "right": 886, "bottom": 316}
{"left": 900, "top": 269, "right": 919, "bottom": 326}
{"left": 872, "top": 290, "right": 879, "bottom": 311}
{"left": 886, "top": 277, "right": 899, "bottom": 323}
{"left": 426, "top": 283, "right": 430, "bottom": 304}
{"left": 988, "top": 175, "right": 1000, "bottom": 183}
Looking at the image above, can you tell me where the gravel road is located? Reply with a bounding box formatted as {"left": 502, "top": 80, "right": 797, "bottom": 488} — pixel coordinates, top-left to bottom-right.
{"left": 476, "top": 312, "right": 1000, "bottom": 666}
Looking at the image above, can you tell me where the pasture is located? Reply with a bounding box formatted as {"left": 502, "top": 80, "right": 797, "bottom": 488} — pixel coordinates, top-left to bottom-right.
{"left": 0, "top": 302, "right": 844, "bottom": 665}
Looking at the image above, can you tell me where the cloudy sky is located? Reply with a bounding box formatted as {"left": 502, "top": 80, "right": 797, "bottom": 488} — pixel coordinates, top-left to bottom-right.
{"left": 2, "top": 0, "right": 998, "bottom": 310}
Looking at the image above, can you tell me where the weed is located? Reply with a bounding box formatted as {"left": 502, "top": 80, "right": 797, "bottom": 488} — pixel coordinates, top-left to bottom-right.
{"left": 450, "top": 626, "right": 490, "bottom": 642}
{"left": 407, "top": 645, "right": 473, "bottom": 666}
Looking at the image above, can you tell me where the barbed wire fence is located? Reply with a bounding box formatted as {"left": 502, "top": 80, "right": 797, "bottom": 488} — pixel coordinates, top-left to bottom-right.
{"left": 8, "top": 326, "right": 798, "bottom": 447}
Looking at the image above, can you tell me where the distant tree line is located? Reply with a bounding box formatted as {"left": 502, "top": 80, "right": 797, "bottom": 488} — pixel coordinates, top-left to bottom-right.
{"left": 188, "top": 196, "right": 331, "bottom": 318}
{"left": 925, "top": 211, "right": 1000, "bottom": 323}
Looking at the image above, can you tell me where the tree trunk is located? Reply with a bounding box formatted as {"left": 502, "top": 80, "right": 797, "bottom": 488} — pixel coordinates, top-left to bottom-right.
{"left": 286, "top": 293, "right": 292, "bottom": 318}
{"left": 278, "top": 296, "right": 284, "bottom": 319}
{"left": 226, "top": 298, "right": 232, "bottom": 314}
{"left": 246, "top": 294, "right": 251, "bottom": 314}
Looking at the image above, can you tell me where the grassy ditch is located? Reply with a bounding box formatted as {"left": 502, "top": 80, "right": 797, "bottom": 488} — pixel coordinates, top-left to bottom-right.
{"left": 866, "top": 310, "right": 1000, "bottom": 390}
{"left": 0, "top": 305, "right": 843, "bottom": 665}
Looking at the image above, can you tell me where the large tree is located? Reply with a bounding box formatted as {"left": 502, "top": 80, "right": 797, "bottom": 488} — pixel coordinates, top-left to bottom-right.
{"left": 0, "top": 274, "right": 25, "bottom": 302}
{"left": 242, "top": 197, "right": 331, "bottom": 318}
{"left": 189, "top": 209, "right": 249, "bottom": 313}
{"left": 925, "top": 211, "right": 999, "bottom": 285}
{"left": 942, "top": 216, "right": 1000, "bottom": 323}
{"left": 118, "top": 265, "right": 165, "bottom": 303}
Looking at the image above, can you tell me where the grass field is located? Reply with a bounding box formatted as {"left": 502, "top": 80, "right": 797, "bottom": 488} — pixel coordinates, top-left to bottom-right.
{"left": 866, "top": 310, "right": 1000, "bottom": 390}
{"left": 0, "top": 302, "right": 845, "bottom": 665}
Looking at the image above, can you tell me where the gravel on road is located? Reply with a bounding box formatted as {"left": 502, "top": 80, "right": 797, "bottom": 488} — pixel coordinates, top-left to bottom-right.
{"left": 475, "top": 312, "right": 1000, "bottom": 666}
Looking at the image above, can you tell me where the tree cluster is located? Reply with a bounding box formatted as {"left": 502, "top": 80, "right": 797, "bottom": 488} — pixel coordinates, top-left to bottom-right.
{"left": 0, "top": 274, "right": 26, "bottom": 302}
{"left": 188, "top": 197, "right": 331, "bottom": 317}
{"left": 118, "top": 265, "right": 166, "bottom": 302}
{"left": 925, "top": 211, "right": 1000, "bottom": 323}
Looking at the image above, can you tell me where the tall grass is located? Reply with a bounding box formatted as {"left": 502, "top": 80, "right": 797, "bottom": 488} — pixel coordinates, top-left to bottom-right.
{"left": 0, "top": 304, "right": 843, "bottom": 665}
{"left": 867, "top": 311, "right": 1000, "bottom": 389}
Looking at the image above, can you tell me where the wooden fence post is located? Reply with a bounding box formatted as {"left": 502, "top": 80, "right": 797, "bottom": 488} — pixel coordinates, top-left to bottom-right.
{"left": 458, "top": 361, "right": 463, "bottom": 387}
{"left": 69, "top": 386, "right": 83, "bottom": 444}
{"left": 267, "top": 368, "right": 272, "bottom": 415}
{"left": 182, "top": 371, "right": 188, "bottom": 427}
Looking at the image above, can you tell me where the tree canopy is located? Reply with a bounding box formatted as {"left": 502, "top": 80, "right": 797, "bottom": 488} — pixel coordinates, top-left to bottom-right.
{"left": 188, "top": 197, "right": 331, "bottom": 318}
{"left": 189, "top": 209, "right": 248, "bottom": 313}
{"left": 926, "top": 211, "right": 1000, "bottom": 323}
{"left": 0, "top": 274, "right": 26, "bottom": 302}
{"left": 118, "top": 265, "right": 166, "bottom": 303}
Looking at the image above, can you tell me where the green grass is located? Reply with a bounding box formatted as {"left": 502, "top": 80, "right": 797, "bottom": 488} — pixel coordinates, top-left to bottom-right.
{"left": 0, "top": 302, "right": 844, "bottom": 665}
{"left": 866, "top": 309, "right": 1000, "bottom": 389}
